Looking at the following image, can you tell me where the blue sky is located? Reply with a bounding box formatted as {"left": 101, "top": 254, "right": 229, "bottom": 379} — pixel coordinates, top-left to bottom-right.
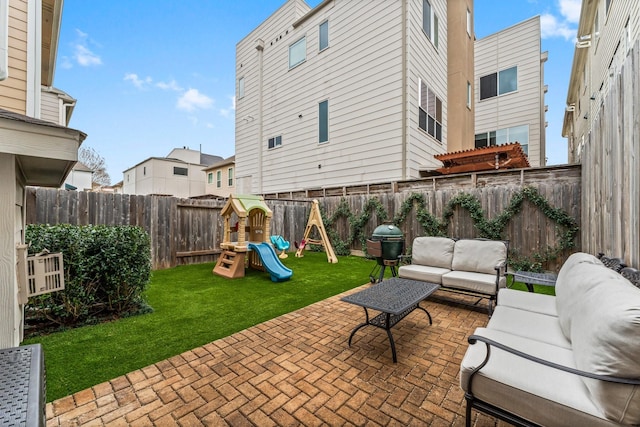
{"left": 56, "top": 0, "right": 580, "bottom": 184}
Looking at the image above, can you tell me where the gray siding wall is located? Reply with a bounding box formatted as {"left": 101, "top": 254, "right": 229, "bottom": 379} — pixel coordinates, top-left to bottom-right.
{"left": 474, "top": 16, "right": 544, "bottom": 166}
{"left": 236, "top": 0, "right": 449, "bottom": 194}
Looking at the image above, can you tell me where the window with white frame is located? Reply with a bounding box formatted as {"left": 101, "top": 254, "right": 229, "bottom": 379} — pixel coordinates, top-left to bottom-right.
{"left": 474, "top": 125, "right": 529, "bottom": 154}
{"left": 268, "top": 135, "right": 282, "bottom": 149}
{"left": 216, "top": 170, "right": 221, "bottom": 188}
{"left": 289, "top": 37, "right": 306, "bottom": 68}
{"left": 238, "top": 77, "right": 245, "bottom": 99}
{"left": 228, "top": 167, "right": 233, "bottom": 186}
{"left": 418, "top": 79, "right": 442, "bottom": 142}
{"left": 422, "top": 0, "right": 439, "bottom": 48}
{"left": 466, "top": 9, "right": 471, "bottom": 37}
{"left": 479, "top": 66, "right": 518, "bottom": 100}
{"left": 319, "top": 21, "right": 329, "bottom": 51}
{"left": 207, "top": 172, "right": 213, "bottom": 184}
{"left": 467, "top": 81, "right": 472, "bottom": 109}
{"left": 319, "top": 100, "right": 329, "bottom": 143}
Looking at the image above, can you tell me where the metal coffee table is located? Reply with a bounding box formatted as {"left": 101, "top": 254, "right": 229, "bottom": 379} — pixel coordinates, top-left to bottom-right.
{"left": 512, "top": 271, "right": 557, "bottom": 292}
{"left": 341, "top": 277, "right": 440, "bottom": 363}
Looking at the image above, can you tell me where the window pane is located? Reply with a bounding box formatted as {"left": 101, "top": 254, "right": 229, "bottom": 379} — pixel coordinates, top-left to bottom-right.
{"left": 480, "top": 73, "right": 497, "bottom": 100}
{"left": 423, "top": 0, "right": 431, "bottom": 37}
{"left": 319, "top": 21, "right": 329, "bottom": 50}
{"left": 228, "top": 168, "right": 233, "bottom": 186}
{"left": 467, "top": 81, "right": 471, "bottom": 108}
{"left": 419, "top": 108, "right": 427, "bottom": 131}
{"left": 435, "top": 97, "right": 442, "bottom": 122}
{"left": 208, "top": 173, "right": 213, "bottom": 184}
{"left": 475, "top": 133, "right": 488, "bottom": 148}
{"left": 428, "top": 116, "right": 435, "bottom": 136}
{"left": 268, "top": 138, "right": 274, "bottom": 149}
{"left": 428, "top": 88, "right": 435, "bottom": 117}
{"left": 319, "top": 100, "right": 329, "bottom": 143}
{"left": 173, "top": 167, "right": 188, "bottom": 176}
{"left": 499, "top": 66, "right": 517, "bottom": 95}
{"left": 216, "top": 171, "right": 221, "bottom": 188}
{"left": 435, "top": 123, "right": 442, "bottom": 142}
{"left": 508, "top": 125, "right": 529, "bottom": 145}
{"left": 289, "top": 37, "right": 306, "bottom": 68}
{"left": 489, "top": 131, "right": 496, "bottom": 146}
{"left": 420, "top": 80, "right": 428, "bottom": 108}
{"left": 433, "top": 14, "right": 438, "bottom": 48}
{"left": 275, "top": 135, "right": 282, "bottom": 147}
{"left": 496, "top": 128, "right": 508, "bottom": 145}
{"left": 238, "top": 77, "right": 244, "bottom": 98}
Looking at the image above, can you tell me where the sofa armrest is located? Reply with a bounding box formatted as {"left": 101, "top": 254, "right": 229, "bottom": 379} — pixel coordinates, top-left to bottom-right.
{"left": 465, "top": 334, "right": 640, "bottom": 398}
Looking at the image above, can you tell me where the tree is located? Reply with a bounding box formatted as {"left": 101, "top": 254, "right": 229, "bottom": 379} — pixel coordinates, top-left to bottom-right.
{"left": 79, "top": 147, "right": 111, "bottom": 186}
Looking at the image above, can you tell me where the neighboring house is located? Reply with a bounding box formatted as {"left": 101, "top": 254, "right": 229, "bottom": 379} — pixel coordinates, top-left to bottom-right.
{"left": 41, "top": 86, "right": 76, "bottom": 126}
{"left": 0, "top": 0, "right": 86, "bottom": 348}
{"left": 95, "top": 180, "right": 123, "bottom": 194}
{"left": 563, "top": 0, "right": 639, "bottom": 163}
{"left": 61, "top": 161, "right": 93, "bottom": 191}
{"left": 235, "top": 0, "right": 453, "bottom": 194}
{"left": 204, "top": 155, "right": 235, "bottom": 198}
{"left": 474, "top": 16, "right": 548, "bottom": 167}
{"left": 122, "top": 147, "right": 223, "bottom": 197}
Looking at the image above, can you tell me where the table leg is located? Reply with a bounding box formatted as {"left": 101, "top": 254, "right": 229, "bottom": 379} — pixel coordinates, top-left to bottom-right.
{"left": 415, "top": 304, "right": 432, "bottom": 325}
{"left": 385, "top": 312, "right": 398, "bottom": 363}
{"left": 348, "top": 307, "right": 371, "bottom": 346}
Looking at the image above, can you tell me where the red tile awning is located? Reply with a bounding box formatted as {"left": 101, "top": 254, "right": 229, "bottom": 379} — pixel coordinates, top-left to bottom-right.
{"left": 434, "top": 143, "right": 530, "bottom": 174}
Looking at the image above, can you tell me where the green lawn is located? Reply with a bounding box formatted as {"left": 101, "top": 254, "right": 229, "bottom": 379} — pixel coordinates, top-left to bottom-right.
{"left": 24, "top": 252, "right": 379, "bottom": 401}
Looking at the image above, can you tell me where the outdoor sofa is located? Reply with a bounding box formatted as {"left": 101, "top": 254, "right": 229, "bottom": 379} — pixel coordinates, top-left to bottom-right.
{"left": 397, "top": 236, "right": 508, "bottom": 314}
{"left": 460, "top": 252, "right": 640, "bottom": 426}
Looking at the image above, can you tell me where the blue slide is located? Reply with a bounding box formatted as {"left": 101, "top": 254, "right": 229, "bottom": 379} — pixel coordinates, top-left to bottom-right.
{"left": 248, "top": 242, "right": 293, "bottom": 282}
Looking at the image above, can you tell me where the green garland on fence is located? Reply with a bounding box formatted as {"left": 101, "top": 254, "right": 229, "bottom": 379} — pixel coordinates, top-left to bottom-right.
{"left": 316, "top": 186, "right": 579, "bottom": 269}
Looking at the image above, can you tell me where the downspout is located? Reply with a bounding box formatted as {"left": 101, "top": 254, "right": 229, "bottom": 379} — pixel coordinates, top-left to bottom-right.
{"left": 26, "top": 0, "right": 42, "bottom": 118}
{"left": 256, "top": 39, "right": 264, "bottom": 194}
{"left": 401, "top": 0, "right": 408, "bottom": 180}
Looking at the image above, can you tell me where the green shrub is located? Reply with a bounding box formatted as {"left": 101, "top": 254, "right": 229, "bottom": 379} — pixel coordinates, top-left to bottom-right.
{"left": 25, "top": 224, "right": 152, "bottom": 328}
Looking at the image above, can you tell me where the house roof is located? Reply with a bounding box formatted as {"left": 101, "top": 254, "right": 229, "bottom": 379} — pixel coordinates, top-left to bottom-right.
{"left": 203, "top": 155, "right": 235, "bottom": 171}
{"left": 434, "top": 143, "right": 530, "bottom": 174}
{"left": 0, "top": 108, "right": 86, "bottom": 187}
{"left": 221, "top": 194, "right": 272, "bottom": 218}
{"left": 200, "top": 153, "right": 224, "bottom": 166}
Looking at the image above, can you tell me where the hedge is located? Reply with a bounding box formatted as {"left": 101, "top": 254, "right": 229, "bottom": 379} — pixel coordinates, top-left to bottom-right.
{"left": 25, "top": 224, "right": 152, "bottom": 328}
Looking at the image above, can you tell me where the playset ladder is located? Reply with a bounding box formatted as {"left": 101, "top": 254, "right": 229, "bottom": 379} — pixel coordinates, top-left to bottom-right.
{"left": 213, "top": 250, "right": 246, "bottom": 278}
{"left": 295, "top": 200, "right": 338, "bottom": 263}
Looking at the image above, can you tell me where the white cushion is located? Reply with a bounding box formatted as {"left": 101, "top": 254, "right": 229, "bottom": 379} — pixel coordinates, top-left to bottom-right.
{"left": 451, "top": 239, "right": 507, "bottom": 275}
{"left": 570, "top": 274, "right": 640, "bottom": 424}
{"left": 555, "top": 252, "right": 604, "bottom": 339}
{"left": 442, "top": 270, "right": 505, "bottom": 296}
{"left": 488, "top": 306, "right": 570, "bottom": 349}
{"left": 497, "top": 288, "right": 558, "bottom": 317}
{"left": 461, "top": 328, "right": 612, "bottom": 426}
{"left": 410, "top": 236, "right": 455, "bottom": 270}
{"left": 398, "top": 264, "right": 449, "bottom": 284}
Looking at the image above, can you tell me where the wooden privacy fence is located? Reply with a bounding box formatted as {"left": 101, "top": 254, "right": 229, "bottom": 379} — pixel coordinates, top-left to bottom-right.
{"left": 581, "top": 42, "right": 640, "bottom": 268}
{"left": 27, "top": 164, "right": 581, "bottom": 271}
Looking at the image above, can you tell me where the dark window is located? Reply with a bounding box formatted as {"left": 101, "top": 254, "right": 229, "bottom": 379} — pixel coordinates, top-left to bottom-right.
{"left": 480, "top": 73, "right": 497, "bottom": 100}
{"left": 418, "top": 78, "right": 443, "bottom": 142}
{"left": 319, "top": 100, "right": 329, "bottom": 143}
{"left": 173, "top": 167, "right": 188, "bottom": 176}
{"left": 268, "top": 135, "right": 282, "bottom": 149}
{"left": 319, "top": 21, "right": 329, "bottom": 51}
{"left": 475, "top": 133, "right": 488, "bottom": 148}
{"left": 422, "top": 0, "right": 438, "bottom": 48}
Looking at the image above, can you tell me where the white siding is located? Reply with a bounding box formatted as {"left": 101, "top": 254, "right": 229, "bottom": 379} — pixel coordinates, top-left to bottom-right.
{"left": 236, "top": 0, "right": 449, "bottom": 194}
{"left": 122, "top": 158, "right": 207, "bottom": 197}
{"left": 474, "top": 16, "right": 544, "bottom": 166}
{"left": 40, "top": 89, "right": 59, "bottom": 124}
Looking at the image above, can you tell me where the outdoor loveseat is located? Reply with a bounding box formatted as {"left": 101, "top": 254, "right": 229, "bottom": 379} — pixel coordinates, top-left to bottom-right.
{"left": 460, "top": 252, "right": 640, "bottom": 426}
{"left": 397, "top": 236, "right": 508, "bottom": 314}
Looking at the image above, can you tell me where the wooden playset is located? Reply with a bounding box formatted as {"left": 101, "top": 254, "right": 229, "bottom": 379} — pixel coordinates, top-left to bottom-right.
{"left": 295, "top": 199, "right": 338, "bottom": 263}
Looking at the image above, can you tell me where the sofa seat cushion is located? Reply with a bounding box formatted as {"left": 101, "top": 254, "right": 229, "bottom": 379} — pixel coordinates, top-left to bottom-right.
{"left": 488, "top": 306, "right": 570, "bottom": 349}
{"left": 461, "top": 328, "right": 615, "bottom": 427}
{"left": 497, "top": 288, "right": 558, "bottom": 317}
{"left": 410, "top": 236, "right": 455, "bottom": 270}
{"left": 398, "top": 264, "right": 449, "bottom": 284}
{"left": 451, "top": 239, "right": 507, "bottom": 275}
{"left": 442, "top": 271, "right": 505, "bottom": 296}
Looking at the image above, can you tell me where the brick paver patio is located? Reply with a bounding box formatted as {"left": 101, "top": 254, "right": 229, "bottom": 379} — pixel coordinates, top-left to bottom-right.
{"left": 46, "top": 286, "right": 506, "bottom": 426}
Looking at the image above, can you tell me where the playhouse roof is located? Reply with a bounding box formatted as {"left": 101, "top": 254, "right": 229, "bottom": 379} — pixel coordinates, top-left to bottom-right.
{"left": 221, "top": 194, "right": 272, "bottom": 217}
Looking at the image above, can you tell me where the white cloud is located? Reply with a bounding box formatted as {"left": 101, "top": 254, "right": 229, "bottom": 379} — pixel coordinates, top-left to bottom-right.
{"left": 156, "top": 79, "right": 183, "bottom": 91}
{"left": 60, "top": 56, "right": 73, "bottom": 70}
{"left": 124, "top": 73, "right": 152, "bottom": 89}
{"left": 540, "top": 13, "right": 576, "bottom": 41}
{"left": 177, "top": 88, "right": 213, "bottom": 112}
{"left": 559, "top": 0, "right": 582, "bottom": 24}
{"left": 72, "top": 29, "right": 102, "bottom": 66}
